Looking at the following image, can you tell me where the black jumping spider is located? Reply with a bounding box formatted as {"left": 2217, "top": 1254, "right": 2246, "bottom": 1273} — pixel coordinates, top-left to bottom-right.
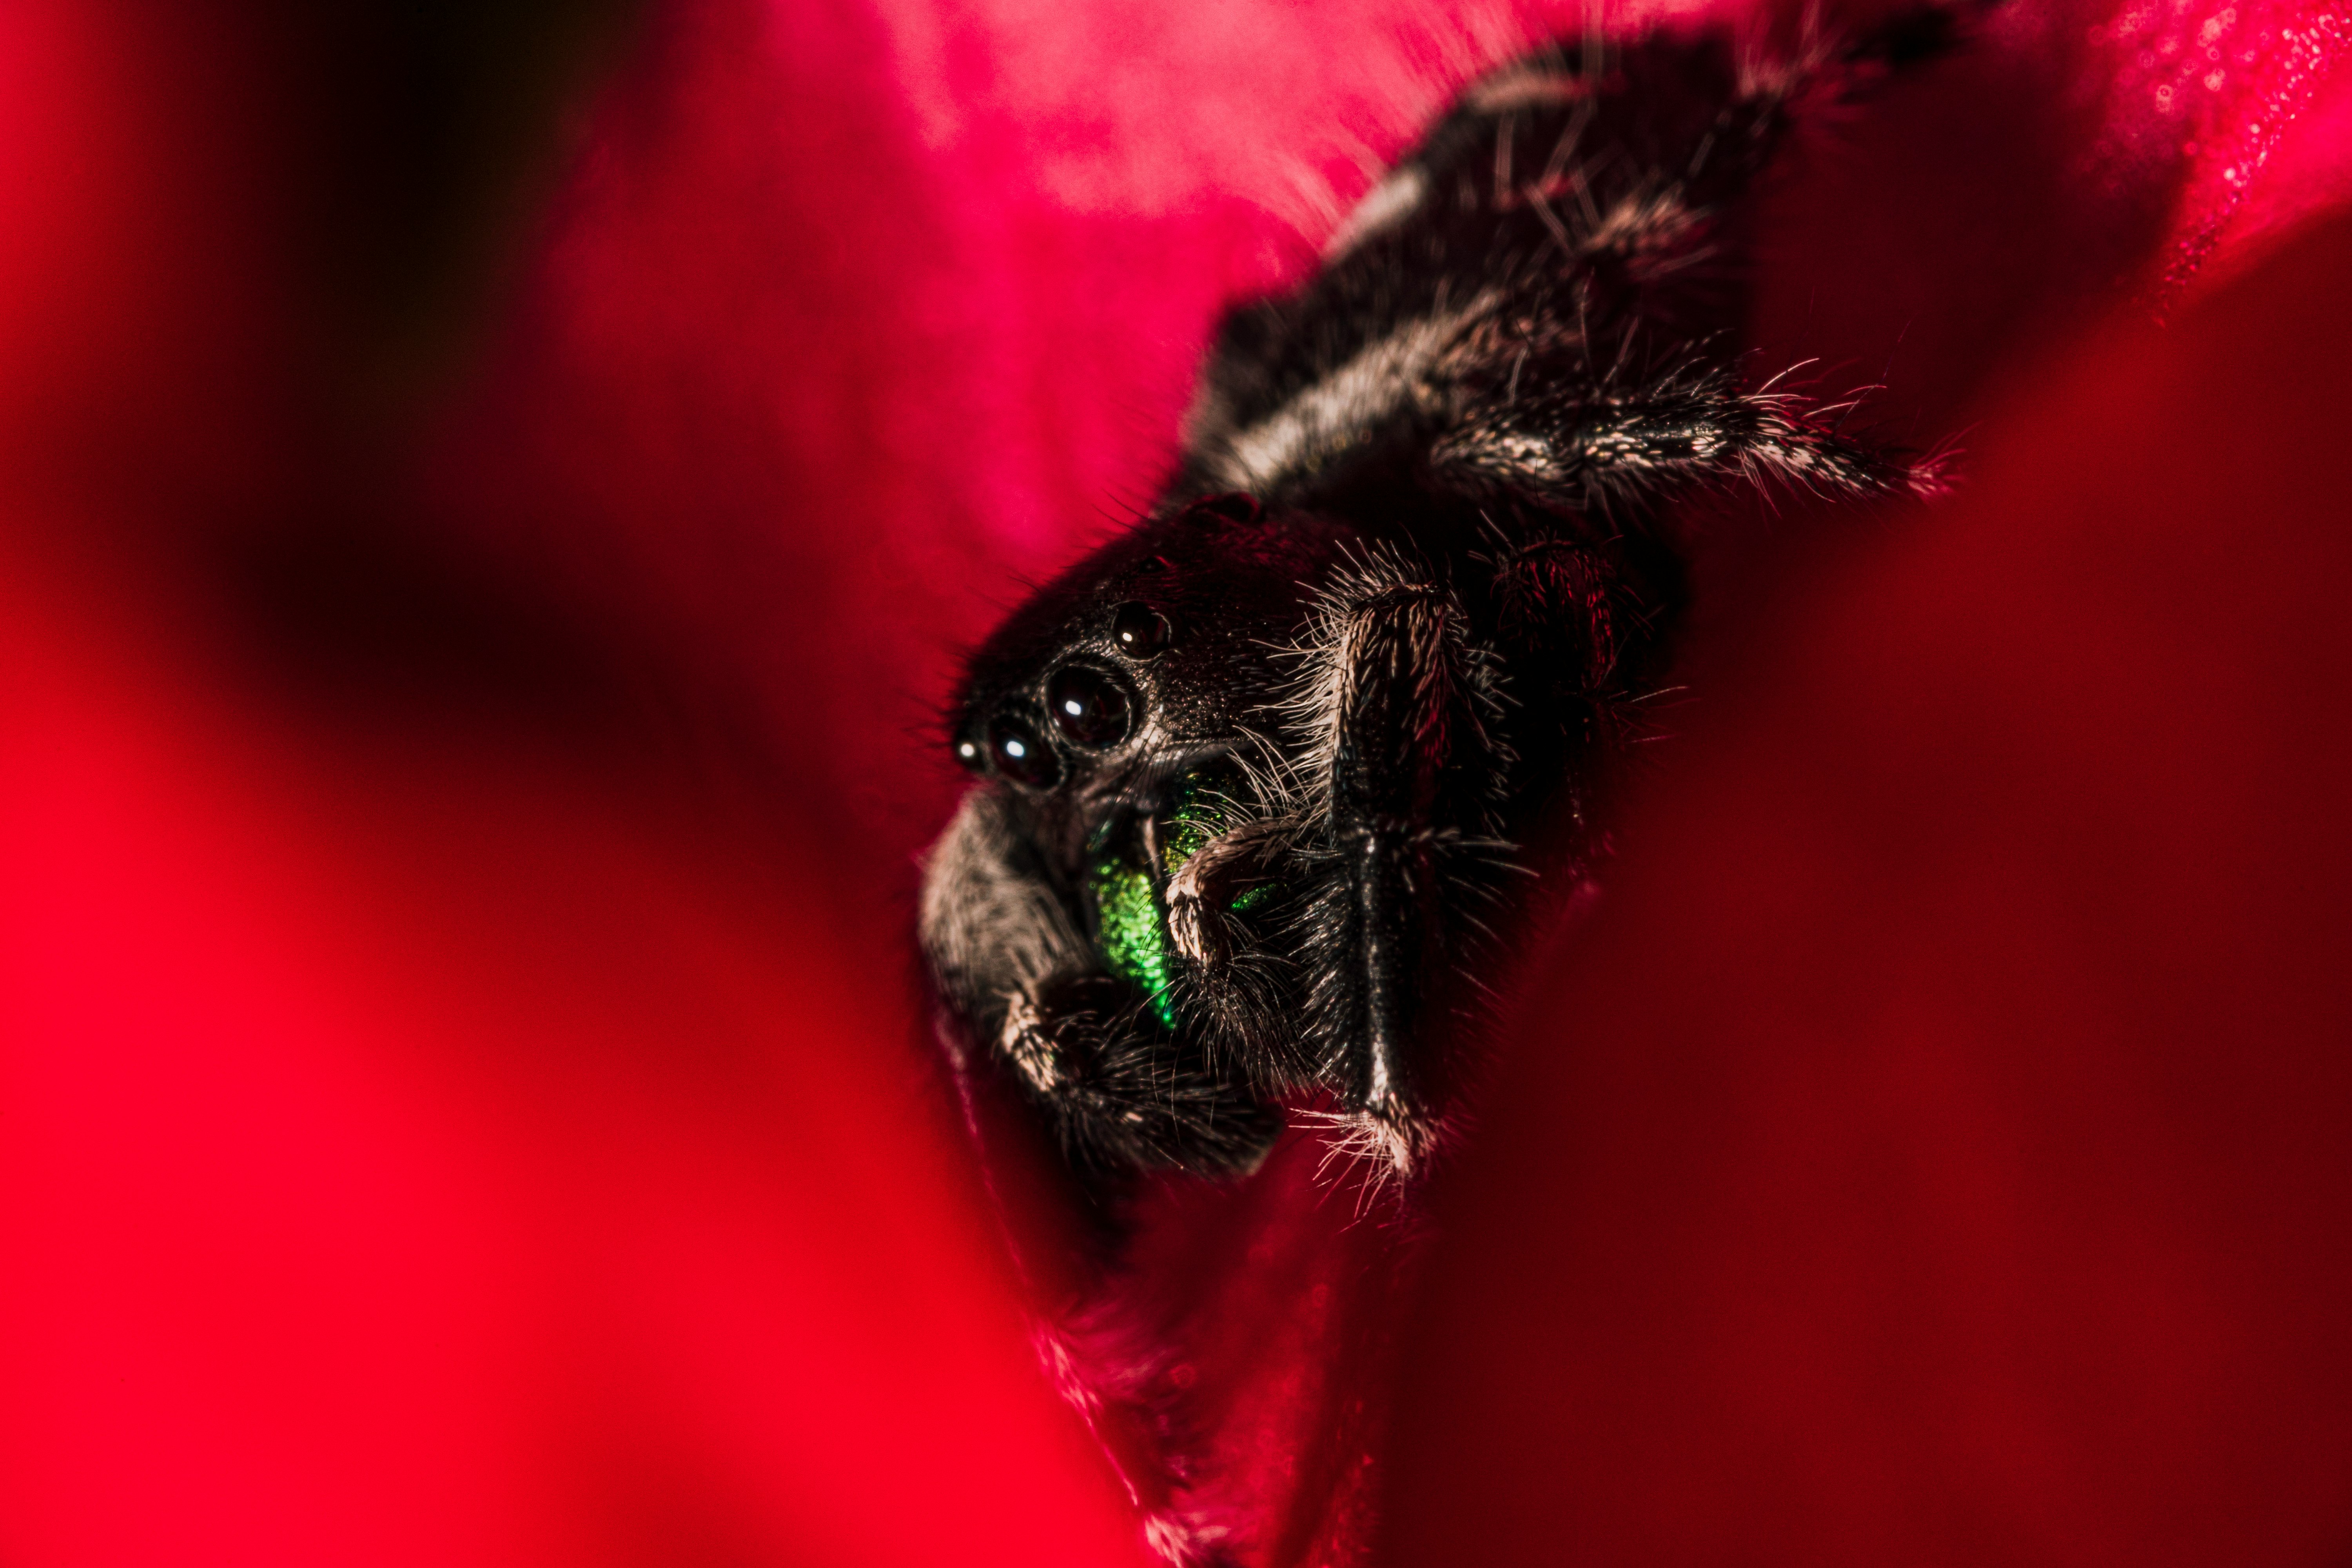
{"left": 921, "top": 16, "right": 1952, "bottom": 1183}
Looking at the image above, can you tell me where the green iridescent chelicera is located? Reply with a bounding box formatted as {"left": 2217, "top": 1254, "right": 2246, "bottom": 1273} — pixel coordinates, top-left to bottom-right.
{"left": 1090, "top": 860, "right": 1175, "bottom": 1026}
{"left": 1088, "top": 768, "right": 1275, "bottom": 1030}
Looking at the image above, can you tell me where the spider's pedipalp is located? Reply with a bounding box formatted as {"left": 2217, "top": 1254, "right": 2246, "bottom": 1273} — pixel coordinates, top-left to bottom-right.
{"left": 1165, "top": 815, "right": 1293, "bottom": 970}
{"left": 1020, "top": 975, "right": 1283, "bottom": 1175}
{"left": 925, "top": 792, "right": 1281, "bottom": 1174}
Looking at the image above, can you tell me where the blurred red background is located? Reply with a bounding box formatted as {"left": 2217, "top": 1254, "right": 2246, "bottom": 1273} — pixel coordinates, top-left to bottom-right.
{"left": 0, "top": 0, "right": 2346, "bottom": 1563}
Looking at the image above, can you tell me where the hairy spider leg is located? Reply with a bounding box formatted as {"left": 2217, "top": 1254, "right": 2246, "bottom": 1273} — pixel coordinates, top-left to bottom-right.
{"left": 1311, "top": 572, "right": 1504, "bottom": 1166}
{"left": 1431, "top": 372, "right": 1943, "bottom": 509}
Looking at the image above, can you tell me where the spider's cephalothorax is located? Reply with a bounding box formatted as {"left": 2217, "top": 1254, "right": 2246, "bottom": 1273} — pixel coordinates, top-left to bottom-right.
{"left": 921, "top": 22, "right": 1949, "bottom": 1182}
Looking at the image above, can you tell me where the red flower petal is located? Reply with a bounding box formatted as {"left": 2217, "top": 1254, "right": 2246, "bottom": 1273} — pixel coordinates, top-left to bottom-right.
{"left": 2, "top": 0, "right": 2348, "bottom": 1562}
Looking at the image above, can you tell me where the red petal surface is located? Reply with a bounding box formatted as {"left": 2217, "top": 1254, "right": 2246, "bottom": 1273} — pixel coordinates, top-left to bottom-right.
{"left": 1383, "top": 209, "right": 2352, "bottom": 1567}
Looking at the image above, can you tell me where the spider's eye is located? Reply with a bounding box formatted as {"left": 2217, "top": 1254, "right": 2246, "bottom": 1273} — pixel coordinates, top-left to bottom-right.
{"left": 987, "top": 714, "right": 1062, "bottom": 788}
{"left": 1110, "top": 602, "right": 1172, "bottom": 659}
{"left": 1046, "top": 664, "right": 1133, "bottom": 748}
{"left": 954, "top": 736, "right": 985, "bottom": 774}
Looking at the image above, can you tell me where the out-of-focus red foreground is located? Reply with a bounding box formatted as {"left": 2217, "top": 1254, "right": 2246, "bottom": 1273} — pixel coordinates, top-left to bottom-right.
{"left": 0, "top": 0, "right": 2348, "bottom": 1563}
{"left": 1387, "top": 211, "right": 2352, "bottom": 1568}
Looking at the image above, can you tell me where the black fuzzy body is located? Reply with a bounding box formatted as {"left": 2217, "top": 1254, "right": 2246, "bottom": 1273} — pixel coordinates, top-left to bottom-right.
{"left": 920, "top": 22, "right": 1949, "bottom": 1182}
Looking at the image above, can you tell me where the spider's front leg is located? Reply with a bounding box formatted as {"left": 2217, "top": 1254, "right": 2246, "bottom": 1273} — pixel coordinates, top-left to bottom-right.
{"left": 1296, "top": 561, "right": 1508, "bottom": 1170}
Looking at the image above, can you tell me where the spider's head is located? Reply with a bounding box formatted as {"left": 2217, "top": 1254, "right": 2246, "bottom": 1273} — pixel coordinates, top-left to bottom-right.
{"left": 926, "top": 494, "right": 1375, "bottom": 1172}
{"left": 949, "top": 490, "right": 1351, "bottom": 876}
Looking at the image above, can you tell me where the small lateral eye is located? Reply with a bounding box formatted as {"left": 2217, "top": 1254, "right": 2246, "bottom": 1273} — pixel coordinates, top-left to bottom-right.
{"left": 954, "top": 735, "right": 985, "bottom": 774}
{"left": 1110, "top": 602, "right": 1172, "bottom": 659}
{"left": 987, "top": 714, "right": 1063, "bottom": 788}
{"left": 1046, "top": 664, "right": 1133, "bottom": 748}
{"left": 1186, "top": 492, "right": 1261, "bottom": 525}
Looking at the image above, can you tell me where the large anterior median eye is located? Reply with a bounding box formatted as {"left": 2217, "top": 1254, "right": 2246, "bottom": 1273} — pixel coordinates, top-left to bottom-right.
{"left": 987, "top": 714, "right": 1062, "bottom": 788}
{"left": 1046, "top": 664, "right": 1132, "bottom": 748}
